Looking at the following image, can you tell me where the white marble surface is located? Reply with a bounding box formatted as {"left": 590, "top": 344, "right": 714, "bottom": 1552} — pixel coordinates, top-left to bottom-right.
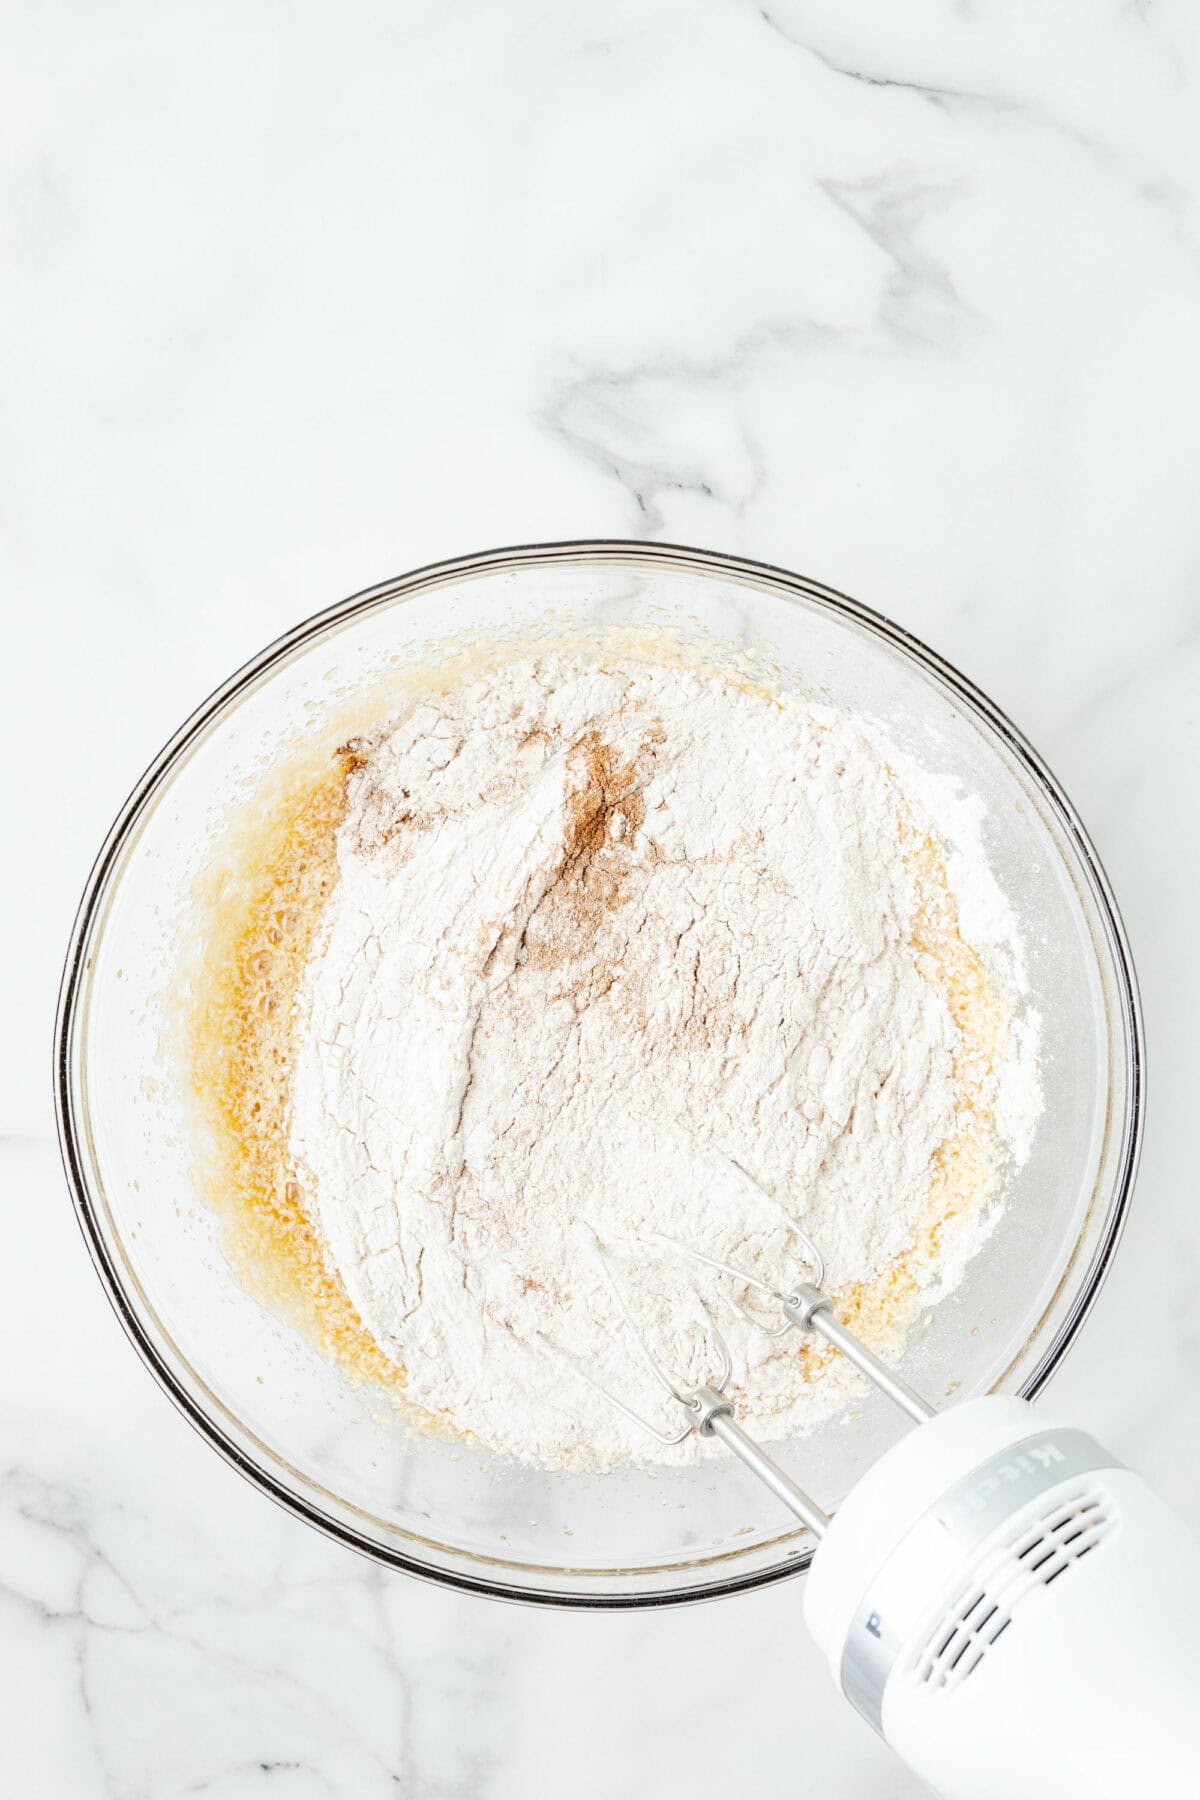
{"left": 5, "top": 1, "right": 1200, "bottom": 1793}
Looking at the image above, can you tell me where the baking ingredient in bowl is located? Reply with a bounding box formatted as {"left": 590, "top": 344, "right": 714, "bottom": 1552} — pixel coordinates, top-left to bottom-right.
{"left": 271, "top": 650, "right": 1038, "bottom": 1466}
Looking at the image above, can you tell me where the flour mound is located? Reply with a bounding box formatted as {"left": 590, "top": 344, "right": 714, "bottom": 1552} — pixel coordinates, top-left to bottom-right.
{"left": 289, "top": 655, "right": 1016, "bottom": 1466}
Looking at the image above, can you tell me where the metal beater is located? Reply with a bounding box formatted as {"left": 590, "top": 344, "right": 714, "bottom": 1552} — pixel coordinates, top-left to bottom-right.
{"left": 578, "top": 1223, "right": 831, "bottom": 1537}
{"left": 582, "top": 1215, "right": 934, "bottom": 1525}
{"left": 655, "top": 1219, "right": 936, "bottom": 1425}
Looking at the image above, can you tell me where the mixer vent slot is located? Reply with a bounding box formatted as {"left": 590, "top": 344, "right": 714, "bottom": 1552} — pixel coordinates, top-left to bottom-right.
{"left": 911, "top": 1484, "right": 1116, "bottom": 1696}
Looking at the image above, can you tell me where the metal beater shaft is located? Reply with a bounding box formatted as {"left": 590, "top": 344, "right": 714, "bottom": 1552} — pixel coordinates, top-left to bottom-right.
{"left": 705, "top": 1407, "right": 831, "bottom": 1536}
{"left": 783, "top": 1285, "right": 936, "bottom": 1425}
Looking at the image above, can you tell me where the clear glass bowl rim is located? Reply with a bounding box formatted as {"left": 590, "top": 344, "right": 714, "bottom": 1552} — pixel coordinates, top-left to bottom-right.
{"left": 54, "top": 538, "right": 1145, "bottom": 1609}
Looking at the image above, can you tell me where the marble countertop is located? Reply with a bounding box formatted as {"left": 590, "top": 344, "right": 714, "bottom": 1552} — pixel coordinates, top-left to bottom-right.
{"left": 6, "top": 3, "right": 1200, "bottom": 1794}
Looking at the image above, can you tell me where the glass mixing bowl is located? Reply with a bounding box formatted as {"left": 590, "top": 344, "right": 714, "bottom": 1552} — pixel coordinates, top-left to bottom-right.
{"left": 55, "top": 541, "right": 1143, "bottom": 1606}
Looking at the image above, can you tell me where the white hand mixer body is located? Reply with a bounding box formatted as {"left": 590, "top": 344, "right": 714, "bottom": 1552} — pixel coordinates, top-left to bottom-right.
{"left": 809, "top": 1392, "right": 1200, "bottom": 1798}
{"left": 586, "top": 1229, "right": 1200, "bottom": 1800}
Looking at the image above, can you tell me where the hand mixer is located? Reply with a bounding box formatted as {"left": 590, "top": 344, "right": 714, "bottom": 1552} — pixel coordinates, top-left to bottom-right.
{"left": 586, "top": 1225, "right": 1200, "bottom": 1800}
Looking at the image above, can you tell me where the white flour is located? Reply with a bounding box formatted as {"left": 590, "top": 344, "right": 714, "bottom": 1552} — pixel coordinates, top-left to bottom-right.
{"left": 289, "top": 653, "right": 1036, "bottom": 1466}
